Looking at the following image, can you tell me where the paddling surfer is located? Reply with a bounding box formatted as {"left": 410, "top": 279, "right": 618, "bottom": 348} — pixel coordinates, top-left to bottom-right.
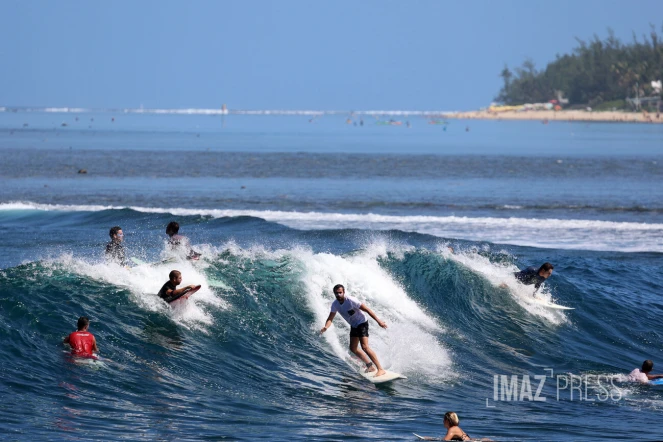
{"left": 628, "top": 360, "right": 663, "bottom": 383}
{"left": 158, "top": 270, "right": 198, "bottom": 303}
{"left": 513, "top": 262, "right": 554, "bottom": 294}
{"left": 320, "top": 284, "right": 388, "bottom": 377}
{"left": 63, "top": 316, "right": 99, "bottom": 358}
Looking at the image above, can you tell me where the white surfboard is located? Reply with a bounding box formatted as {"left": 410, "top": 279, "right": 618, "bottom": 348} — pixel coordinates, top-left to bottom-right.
{"left": 413, "top": 433, "right": 441, "bottom": 441}
{"left": 359, "top": 369, "right": 407, "bottom": 384}
{"left": 527, "top": 296, "right": 574, "bottom": 310}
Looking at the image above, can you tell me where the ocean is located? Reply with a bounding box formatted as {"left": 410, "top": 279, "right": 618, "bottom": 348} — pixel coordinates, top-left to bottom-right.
{"left": 1, "top": 109, "right": 662, "bottom": 440}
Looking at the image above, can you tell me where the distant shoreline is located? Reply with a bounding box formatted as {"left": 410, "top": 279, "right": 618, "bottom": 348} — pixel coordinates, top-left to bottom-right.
{"left": 2, "top": 106, "right": 662, "bottom": 124}
{"left": 445, "top": 109, "right": 663, "bottom": 124}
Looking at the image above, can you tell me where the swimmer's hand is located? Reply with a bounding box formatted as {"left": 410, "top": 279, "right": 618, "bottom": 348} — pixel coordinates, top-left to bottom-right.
{"left": 319, "top": 326, "right": 328, "bottom": 334}
{"left": 377, "top": 320, "right": 387, "bottom": 329}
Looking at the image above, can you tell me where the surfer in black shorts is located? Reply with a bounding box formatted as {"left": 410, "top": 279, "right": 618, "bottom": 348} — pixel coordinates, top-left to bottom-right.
{"left": 320, "top": 284, "right": 388, "bottom": 377}
{"left": 105, "top": 226, "right": 128, "bottom": 266}
{"left": 158, "top": 270, "right": 198, "bottom": 303}
{"left": 513, "top": 262, "right": 553, "bottom": 294}
{"left": 166, "top": 221, "right": 201, "bottom": 260}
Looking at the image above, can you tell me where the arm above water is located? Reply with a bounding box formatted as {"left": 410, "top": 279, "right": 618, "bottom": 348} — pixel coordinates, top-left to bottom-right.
{"left": 360, "top": 304, "right": 387, "bottom": 329}
{"left": 320, "top": 312, "right": 336, "bottom": 333}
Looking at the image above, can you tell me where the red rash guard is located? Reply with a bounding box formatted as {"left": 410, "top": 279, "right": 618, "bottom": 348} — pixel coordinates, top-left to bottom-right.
{"left": 67, "top": 331, "right": 96, "bottom": 357}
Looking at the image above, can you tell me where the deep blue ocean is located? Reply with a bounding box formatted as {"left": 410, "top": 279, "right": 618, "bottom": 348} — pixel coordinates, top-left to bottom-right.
{"left": 1, "top": 109, "right": 662, "bottom": 441}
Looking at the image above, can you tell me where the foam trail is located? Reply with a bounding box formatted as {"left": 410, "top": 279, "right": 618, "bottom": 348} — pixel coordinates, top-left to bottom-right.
{"left": 2, "top": 202, "right": 662, "bottom": 253}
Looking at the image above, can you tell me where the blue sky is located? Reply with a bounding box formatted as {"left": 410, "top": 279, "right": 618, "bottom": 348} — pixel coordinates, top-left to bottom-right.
{"left": 1, "top": 0, "right": 660, "bottom": 110}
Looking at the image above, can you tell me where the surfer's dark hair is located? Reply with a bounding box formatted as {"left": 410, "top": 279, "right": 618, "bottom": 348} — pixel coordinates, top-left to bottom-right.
{"left": 642, "top": 360, "right": 654, "bottom": 372}
{"left": 109, "top": 226, "right": 122, "bottom": 238}
{"left": 539, "top": 262, "right": 554, "bottom": 273}
{"left": 77, "top": 316, "right": 90, "bottom": 331}
{"left": 166, "top": 221, "right": 180, "bottom": 236}
{"left": 332, "top": 284, "right": 345, "bottom": 294}
{"left": 169, "top": 270, "right": 182, "bottom": 281}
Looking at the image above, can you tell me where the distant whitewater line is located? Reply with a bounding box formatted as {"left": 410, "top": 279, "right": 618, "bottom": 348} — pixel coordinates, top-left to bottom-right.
{"left": 0, "top": 106, "right": 457, "bottom": 117}
{"left": 2, "top": 202, "right": 662, "bottom": 253}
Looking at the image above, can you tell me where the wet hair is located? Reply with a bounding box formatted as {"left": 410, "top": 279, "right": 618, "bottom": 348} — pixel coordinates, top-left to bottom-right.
{"left": 332, "top": 284, "right": 345, "bottom": 294}
{"left": 444, "top": 412, "right": 460, "bottom": 427}
{"left": 109, "top": 226, "right": 122, "bottom": 238}
{"left": 642, "top": 360, "right": 654, "bottom": 373}
{"left": 539, "top": 262, "right": 554, "bottom": 273}
{"left": 166, "top": 221, "right": 180, "bottom": 236}
{"left": 77, "top": 316, "right": 90, "bottom": 331}
{"left": 169, "top": 270, "right": 182, "bottom": 281}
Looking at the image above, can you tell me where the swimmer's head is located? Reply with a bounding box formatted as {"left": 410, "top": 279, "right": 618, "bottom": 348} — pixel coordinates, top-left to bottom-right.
{"left": 77, "top": 316, "right": 90, "bottom": 331}
{"left": 169, "top": 270, "right": 182, "bottom": 282}
{"left": 538, "top": 262, "right": 554, "bottom": 279}
{"left": 443, "top": 412, "right": 459, "bottom": 427}
{"left": 166, "top": 221, "right": 179, "bottom": 236}
{"left": 642, "top": 360, "right": 654, "bottom": 373}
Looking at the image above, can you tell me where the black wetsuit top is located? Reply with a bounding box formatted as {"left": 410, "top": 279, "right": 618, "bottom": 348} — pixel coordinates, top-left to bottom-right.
{"left": 158, "top": 281, "right": 178, "bottom": 303}
{"left": 105, "top": 240, "right": 127, "bottom": 266}
{"left": 514, "top": 266, "right": 546, "bottom": 290}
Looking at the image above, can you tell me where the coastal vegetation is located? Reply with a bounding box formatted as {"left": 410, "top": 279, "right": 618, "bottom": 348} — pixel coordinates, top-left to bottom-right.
{"left": 496, "top": 24, "right": 663, "bottom": 109}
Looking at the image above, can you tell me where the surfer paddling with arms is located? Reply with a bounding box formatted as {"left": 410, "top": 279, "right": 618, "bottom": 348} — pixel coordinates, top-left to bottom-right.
{"left": 63, "top": 316, "right": 99, "bottom": 358}
{"left": 158, "top": 270, "right": 200, "bottom": 304}
{"left": 628, "top": 360, "right": 663, "bottom": 383}
{"left": 512, "top": 262, "right": 554, "bottom": 294}
{"left": 320, "top": 284, "right": 388, "bottom": 377}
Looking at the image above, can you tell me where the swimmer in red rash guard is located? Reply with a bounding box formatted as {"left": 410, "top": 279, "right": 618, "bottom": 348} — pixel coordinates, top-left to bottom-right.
{"left": 63, "top": 316, "right": 99, "bottom": 358}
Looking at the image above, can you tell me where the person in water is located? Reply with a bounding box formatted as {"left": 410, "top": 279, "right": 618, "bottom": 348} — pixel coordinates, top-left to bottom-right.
{"left": 166, "top": 221, "right": 201, "bottom": 260}
{"left": 513, "top": 262, "right": 554, "bottom": 293}
{"left": 628, "top": 360, "right": 663, "bottom": 383}
{"left": 63, "top": 316, "right": 99, "bottom": 358}
{"left": 105, "top": 225, "right": 128, "bottom": 266}
{"left": 158, "top": 270, "right": 198, "bottom": 303}
{"left": 320, "top": 284, "right": 388, "bottom": 377}
{"left": 443, "top": 412, "right": 470, "bottom": 441}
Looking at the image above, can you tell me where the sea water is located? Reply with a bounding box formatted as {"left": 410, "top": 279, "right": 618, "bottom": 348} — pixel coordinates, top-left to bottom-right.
{"left": 1, "top": 110, "right": 662, "bottom": 440}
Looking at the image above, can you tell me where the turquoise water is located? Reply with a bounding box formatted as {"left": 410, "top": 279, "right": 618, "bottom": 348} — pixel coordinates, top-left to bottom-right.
{"left": 1, "top": 111, "right": 662, "bottom": 440}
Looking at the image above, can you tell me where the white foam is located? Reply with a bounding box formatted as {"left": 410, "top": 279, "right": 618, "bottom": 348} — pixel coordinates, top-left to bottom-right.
{"left": 5, "top": 106, "right": 457, "bottom": 116}
{"left": 2, "top": 201, "right": 662, "bottom": 253}
{"left": 289, "top": 242, "right": 453, "bottom": 381}
{"left": 46, "top": 254, "right": 227, "bottom": 331}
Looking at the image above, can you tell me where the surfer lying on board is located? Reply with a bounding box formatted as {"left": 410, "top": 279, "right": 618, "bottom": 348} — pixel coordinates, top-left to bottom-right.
{"left": 158, "top": 270, "right": 198, "bottom": 303}
{"left": 63, "top": 316, "right": 99, "bottom": 358}
{"left": 628, "top": 360, "right": 663, "bottom": 382}
{"left": 513, "top": 262, "right": 554, "bottom": 294}
{"left": 166, "top": 221, "right": 201, "bottom": 260}
{"left": 320, "top": 284, "right": 388, "bottom": 377}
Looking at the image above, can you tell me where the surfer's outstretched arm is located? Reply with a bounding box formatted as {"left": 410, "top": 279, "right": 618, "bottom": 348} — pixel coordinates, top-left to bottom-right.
{"left": 320, "top": 312, "right": 336, "bottom": 334}
{"left": 360, "top": 304, "right": 387, "bottom": 329}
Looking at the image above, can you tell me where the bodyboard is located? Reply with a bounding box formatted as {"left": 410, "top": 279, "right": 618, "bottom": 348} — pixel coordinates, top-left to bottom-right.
{"left": 167, "top": 285, "right": 201, "bottom": 304}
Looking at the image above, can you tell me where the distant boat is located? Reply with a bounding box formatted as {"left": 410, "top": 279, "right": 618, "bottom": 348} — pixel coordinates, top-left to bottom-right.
{"left": 428, "top": 119, "right": 449, "bottom": 125}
